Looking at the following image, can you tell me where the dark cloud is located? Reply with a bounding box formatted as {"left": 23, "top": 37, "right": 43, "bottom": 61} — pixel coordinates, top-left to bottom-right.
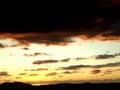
{"left": 0, "top": 1, "right": 120, "bottom": 45}
{"left": 12, "top": 33, "right": 74, "bottom": 46}
{"left": 29, "top": 74, "right": 38, "bottom": 76}
{"left": 24, "top": 54, "right": 33, "bottom": 56}
{"left": 32, "top": 57, "right": 90, "bottom": 65}
{"left": 22, "top": 47, "right": 29, "bottom": 50}
{"left": 29, "top": 68, "right": 48, "bottom": 71}
{"left": 35, "top": 68, "right": 48, "bottom": 71}
{"left": 19, "top": 73, "right": 27, "bottom": 75}
{"left": 95, "top": 54, "right": 117, "bottom": 59}
{"left": 73, "top": 53, "right": 120, "bottom": 60}
{"left": 24, "top": 52, "right": 51, "bottom": 57}
{"left": 97, "top": 0, "right": 120, "bottom": 8}
{"left": 0, "top": 43, "right": 4, "bottom": 48}
{"left": 63, "top": 71, "right": 72, "bottom": 74}
{"left": 74, "top": 57, "right": 88, "bottom": 61}
{"left": 34, "top": 53, "right": 51, "bottom": 56}
{"left": 46, "top": 72, "right": 57, "bottom": 76}
{"left": 58, "top": 62, "right": 120, "bottom": 70}
{"left": 59, "top": 65, "right": 90, "bottom": 70}
{"left": 61, "top": 58, "right": 70, "bottom": 62}
{"left": 0, "top": 72, "right": 9, "bottom": 76}
{"left": 93, "top": 62, "right": 120, "bottom": 68}
{"left": 62, "top": 71, "right": 78, "bottom": 74}
{"left": 0, "top": 23, "right": 120, "bottom": 46}
{"left": 91, "top": 70, "right": 101, "bottom": 74}
{"left": 33, "top": 60, "right": 58, "bottom": 64}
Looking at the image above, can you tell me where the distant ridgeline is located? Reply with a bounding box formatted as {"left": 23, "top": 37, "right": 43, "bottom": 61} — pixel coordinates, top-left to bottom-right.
{"left": 0, "top": 82, "right": 120, "bottom": 89}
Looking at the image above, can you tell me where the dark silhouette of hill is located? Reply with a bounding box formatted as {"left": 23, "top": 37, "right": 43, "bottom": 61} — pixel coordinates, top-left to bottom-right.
{"left": 0, "top": 82, "right": 120, "bottom": 89}
{"left": 0, "top": 82, "right": 32, "bottom": 88}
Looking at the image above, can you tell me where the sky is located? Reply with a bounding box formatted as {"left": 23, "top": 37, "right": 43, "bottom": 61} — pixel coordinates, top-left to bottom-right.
{"left": 0, "top": 0, "right": 120, "bottom": 86}
{"left": 0, "top": 32, "right": 120, "bottom": 85}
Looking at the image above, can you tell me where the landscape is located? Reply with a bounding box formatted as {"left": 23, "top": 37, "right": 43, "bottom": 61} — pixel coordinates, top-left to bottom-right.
{"left": 0, "top": 82, "right": 120, "bottom": 89}
{"left": 0, "top": 0, "right": 120, "bottom": 89}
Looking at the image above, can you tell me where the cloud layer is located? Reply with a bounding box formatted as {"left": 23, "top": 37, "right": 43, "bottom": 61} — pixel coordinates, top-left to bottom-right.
{"left": 58, "top": 62, "right": 120, "bottom": 70}
{"left": 0, "top": 1, "right": 120, "bottom": 46}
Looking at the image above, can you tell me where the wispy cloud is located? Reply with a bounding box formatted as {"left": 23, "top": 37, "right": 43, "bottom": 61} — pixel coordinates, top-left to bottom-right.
{"left": 74, "top": 52, "right": 120, "bottom": 60}
{"left": 91, "top": 70, "right": 101, "bottom": 74}
{"left": 29, "top": 68, "right": 48, "bottom": 71}
{"left": 59, "top": 65, "right": 90, "bottom": 70}
{"left": 95, "top": 53, "right": 120, "bottom": 60}
{"left": 63, "top": 71, "right": 72, "bottom": 74}
{"left": 19, "top": 73, "right": 27, "bottom": 75}
{"left": 34, "top": 53, "right": 51, "bottom": 56}
{"left": 24, "top": 52, "right": 51, "bottom": 57}
{"left": 94, "top": 62, "right": 120, "bottom": 68}
{"left": 62, "top": 71, "right": 78, "bottom": 74}
{"left": 60, "top": 58, "right": 71, "bottom": 62}
{"left": 46, "top": 72, "right": 57, "bottom": 76}
{"left": 0, "top": 72, "right": 10, "bottom": 76}
{"left": 31, "top": 58, "right": 80, "bottom": 65}
{"left": 0, "top": 43, "right": 5, "bottom": 48}
{"left": 22, "top": 47, "right": 29, "bottom": 50}
{"left": 29, "top": 74, "right": 38, "bottom": 76}
{"left": 16, "top": 77, "right": 22, "bottom": 79}
{"left": 58, "top": 62, "right": 120, "bottom": 70}
{"left": 104, "top": 69, "right": 113, "bottom": 74}
{"left": 33, "top": 60, "right": 58, "bottom": 64}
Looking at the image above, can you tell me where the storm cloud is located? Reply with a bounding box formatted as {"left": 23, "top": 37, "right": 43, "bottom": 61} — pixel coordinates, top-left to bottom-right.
{"left": 0, "top": 1, "right": 120, "bottom": 46}
{"left": 0, "top": 22, "right": 120, "bottom": 46}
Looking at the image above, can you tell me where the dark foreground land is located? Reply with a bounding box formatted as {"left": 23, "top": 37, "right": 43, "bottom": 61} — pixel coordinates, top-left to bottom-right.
{"left": 0, "top": 82, "right": 120, "bottom": 89}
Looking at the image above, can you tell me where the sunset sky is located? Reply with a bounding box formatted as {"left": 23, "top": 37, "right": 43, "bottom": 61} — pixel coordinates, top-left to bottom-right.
{"left": 0, "top": 31, "right": 120, "bottom": 85}
{"left": 0, "top": 0, "right": 120, "bottom": 85}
